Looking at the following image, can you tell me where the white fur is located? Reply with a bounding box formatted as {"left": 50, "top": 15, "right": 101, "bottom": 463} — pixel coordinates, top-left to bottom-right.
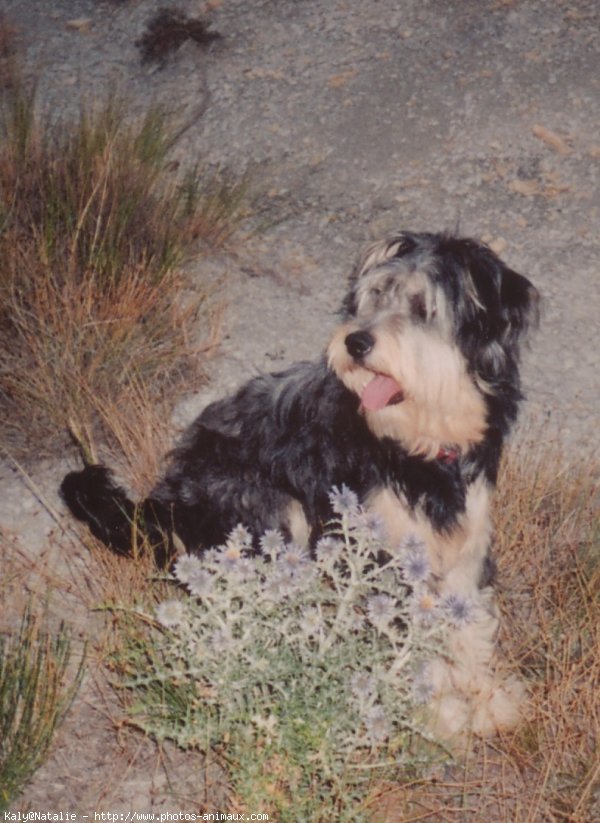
{"left": 427, "top": 591, "right": 525, "bottom": 740}
{"left": 366, "top": 482, "right": 524, "bottom": 742}
{"left": 367, "top": 476, "right": 492, "bottom": 594}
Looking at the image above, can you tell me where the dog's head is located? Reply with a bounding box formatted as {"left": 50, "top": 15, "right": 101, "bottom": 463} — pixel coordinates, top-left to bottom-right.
{"left": 328, "top": 232, "right": 539, "bottom": 458}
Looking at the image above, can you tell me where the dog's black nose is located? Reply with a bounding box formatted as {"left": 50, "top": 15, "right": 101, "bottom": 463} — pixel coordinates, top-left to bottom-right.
{"left": 345, "top": 330, "right": 375, "bottom": 360}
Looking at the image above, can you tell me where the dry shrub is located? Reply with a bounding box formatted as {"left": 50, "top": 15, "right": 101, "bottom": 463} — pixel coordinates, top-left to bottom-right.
{"left": 373, "top": 436, "right": 600, "bottom": 822}
{"left": 136, "top": 6, "right": 222, "bottom": 66}
{"left": 0, "top": 66, "right": 247, "bottom": 480}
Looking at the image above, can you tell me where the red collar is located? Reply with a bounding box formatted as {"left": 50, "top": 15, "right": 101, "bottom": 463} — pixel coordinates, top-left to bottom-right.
{"left": 437, "top": 446, "right": 460, "bottom": 464}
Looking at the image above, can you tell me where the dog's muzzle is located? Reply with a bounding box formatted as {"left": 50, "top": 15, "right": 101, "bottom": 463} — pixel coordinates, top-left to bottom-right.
{"left": 345, "top": 330, "right": 374, "bottom": 360}
{"left": 344, "top": 330, "right": 405, "bottom": 410}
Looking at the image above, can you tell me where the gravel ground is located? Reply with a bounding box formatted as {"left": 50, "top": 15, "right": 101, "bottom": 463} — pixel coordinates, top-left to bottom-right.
{"left": 1, "top": 0, "right": 599, "bottom": 812}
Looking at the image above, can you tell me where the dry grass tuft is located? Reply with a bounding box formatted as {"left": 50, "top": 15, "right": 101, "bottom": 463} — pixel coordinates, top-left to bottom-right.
{"left": 0, "top": 58, "right": 247, "bottom": 481}
{"left": 494, "top": 442, "right": 600, "bottom": 822}
{"left": 373, "top": 437, "right": 600, "bottom": 822}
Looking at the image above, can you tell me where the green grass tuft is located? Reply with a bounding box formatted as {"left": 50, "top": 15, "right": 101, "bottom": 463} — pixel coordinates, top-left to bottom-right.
{"left": 0, "top": 602, "right": 85, "bottom": 810}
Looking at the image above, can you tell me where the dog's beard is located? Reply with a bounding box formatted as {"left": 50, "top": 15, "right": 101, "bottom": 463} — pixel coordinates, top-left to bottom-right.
{"left": 328, "top": 325, "right": 487, "bottom": 458}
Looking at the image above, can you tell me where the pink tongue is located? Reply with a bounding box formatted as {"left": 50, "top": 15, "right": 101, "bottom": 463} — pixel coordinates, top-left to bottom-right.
{"left": 361, "top": 374, "right": 404, "bottom": 411}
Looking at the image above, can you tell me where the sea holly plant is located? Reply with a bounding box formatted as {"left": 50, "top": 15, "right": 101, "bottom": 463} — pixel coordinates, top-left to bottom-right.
{"left": 117, "top": 487, "right": 468, "bottom": 820}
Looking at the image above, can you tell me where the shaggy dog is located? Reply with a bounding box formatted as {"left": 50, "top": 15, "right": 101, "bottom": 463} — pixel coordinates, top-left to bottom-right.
{"left": 61, "top": 231, "right": 538, "bottom": 739}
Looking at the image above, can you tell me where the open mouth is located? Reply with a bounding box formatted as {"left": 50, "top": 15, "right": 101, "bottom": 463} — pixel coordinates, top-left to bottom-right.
{"left": 360, "top": 372, "right": 405, "bottom": 411}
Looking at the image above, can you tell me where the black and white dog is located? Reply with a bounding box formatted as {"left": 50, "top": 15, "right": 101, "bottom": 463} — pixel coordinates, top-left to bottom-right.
{"left": 61, "top": 231, "right": 538, "bottom": 739}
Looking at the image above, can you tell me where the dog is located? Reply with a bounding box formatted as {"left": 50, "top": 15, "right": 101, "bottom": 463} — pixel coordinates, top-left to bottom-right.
{"left": 61, "top": 230, "right": 538, "bottom": 739}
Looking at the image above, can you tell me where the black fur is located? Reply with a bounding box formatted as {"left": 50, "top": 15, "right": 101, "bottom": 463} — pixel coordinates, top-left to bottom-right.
{"left": 60, "top": 232, "right": 538, "bottom": 567}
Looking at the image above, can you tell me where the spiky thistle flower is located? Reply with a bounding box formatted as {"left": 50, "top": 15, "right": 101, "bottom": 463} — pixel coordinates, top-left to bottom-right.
{"left": 173, "top": 553, "right": 202, "bottom": 585}
{"left": 366, "top": 593, "right": 397, "bottom": 630}
{"left": 155, "top": 599, "right": 185, "bottom": 628}
{"left": 329, "top": 484, "right": 359, "bottom": 516}
{"left": 441, "top": 592, "right": 475, "bottom": 627}
{"left": 362, "top": 703, "right": 390, "bottom": 746}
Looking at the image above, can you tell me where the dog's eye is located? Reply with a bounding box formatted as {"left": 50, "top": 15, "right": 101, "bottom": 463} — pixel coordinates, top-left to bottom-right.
{"left": 370, "top": 287, "right": 382, "bottom": 297}
{"left": 409, "top": 292, "right": 428, "bottom": 321}
{"left": 392, "top": 236, "right": 417, "bottom": 258}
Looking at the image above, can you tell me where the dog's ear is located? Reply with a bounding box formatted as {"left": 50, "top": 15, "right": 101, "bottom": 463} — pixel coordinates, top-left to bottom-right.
{"left": 452, "top": 240, "right": 539, "bottom": 381}
{"left": 499, "top": 264, "right": 540, "bottom": 339}
{"left": 460, "top": 239, "right": 539, "bottom": 343}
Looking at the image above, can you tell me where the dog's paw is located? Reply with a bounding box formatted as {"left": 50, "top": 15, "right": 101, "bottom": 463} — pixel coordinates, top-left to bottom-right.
{"left": 426, "top": 666, "right": 526, "bottom": 744}
{"left": 470, "top": 673, "right": 526, "bottom": 737}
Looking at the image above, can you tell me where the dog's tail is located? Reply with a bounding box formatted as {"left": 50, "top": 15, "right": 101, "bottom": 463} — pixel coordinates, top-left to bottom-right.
{"left": 60, "top": 465, "right": 172, "bottom": 566}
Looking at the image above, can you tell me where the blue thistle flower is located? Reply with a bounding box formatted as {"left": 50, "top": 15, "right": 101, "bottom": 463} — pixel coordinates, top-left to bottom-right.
{"left": 398, "top": 533, "right": 426, "bottom": 553}
{"left": 441, "top": 592, "right": 475, "bottom": 627}
{"left": 366, "top": 594, "right": 396, "bottom": 629}
{"left": 349, "top": 509, "right": 385, "bottom": 541}
{"left": 156, "top": 599, "right": 185, "bottom": 628}
{"left": 173, "top": 553, "right": 202, "bottom": 585}
{"left": 260, "top": 529, "right": 285, "bottom": 558}
{"left": 363, "top": 703, "right": 390, "bottom": 745}
{"left": 401, "top": 543, "right": 431, "bottom": 584}
{"left": 186, "top": 568, "right": 214, "bottom": 598}
{"left": 218, "top": 542, "right": 244, "bottom": 572}
{"left": 351, "top": 671, "right": 378, "bottom": 701}
{"left": 409, "top": 589, "right": 439, "bottom": 627}
{"left": 228, "top": 523, "right": 253, "bottom": 549}
{"left": 315, "top": 535, "right": 344, "bottom": 568}
{"left": 329, "top": 484, "right": 359, "bottom": 516}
